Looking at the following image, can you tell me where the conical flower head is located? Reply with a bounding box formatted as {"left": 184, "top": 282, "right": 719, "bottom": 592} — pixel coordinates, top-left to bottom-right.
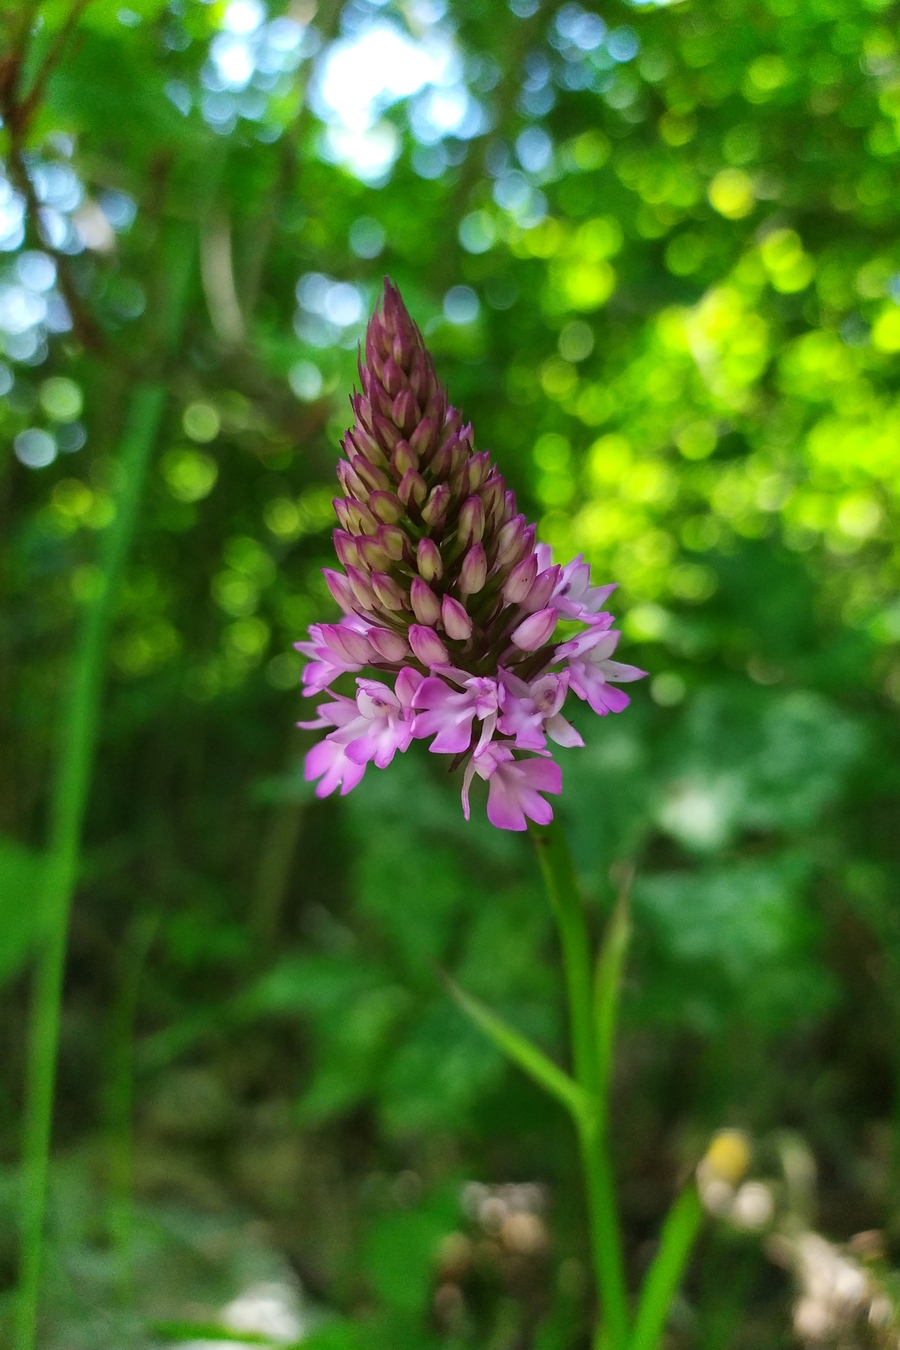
{"left": 297, "top": 279, "right": 646, "bottom": 829}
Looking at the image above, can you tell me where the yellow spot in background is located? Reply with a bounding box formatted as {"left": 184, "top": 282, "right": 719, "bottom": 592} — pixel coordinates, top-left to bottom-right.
{"left": 701, "top": 1130, "right": 752, "bottom": 1186}
{"left": 708, "top": 169, "right": 755, "bottom": 219}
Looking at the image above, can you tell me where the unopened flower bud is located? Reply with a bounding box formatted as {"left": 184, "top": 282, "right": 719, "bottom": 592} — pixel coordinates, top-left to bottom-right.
{"left": 502, "top": 554, "right": 538, "bottom": 606}
{"left": 375, "top": 524, "right": 407, "bottom": 561}
{"left": 417, "top": 537, "right": 443, "bottom": 582}
{"left": 520, "top": 565, "right": 560, "bottom": 613}
{"left": 409, "top": 416, "right": 436, "bottom": 459}
{"left": 371, "top": 572, "right": 406, "bottom": 610}
{"left": 350, "top": 454, "right": 389, "bottom": 493}
{"left": 368, "top": 627, "right": 409, "bottom": 663}
{"left": 511, "top": 607, "right": 557, "bottom": 651}
{"left": 442, "top": 595, "right": 473, "bottom": 641}
{"left": 468, "top": 450, "right": 491, "bottom": 490}
{"left": 333, "top": 498, "right": 353, "bottom": 532}
{"left": 391, "top": 328, "right": 415, "bottom": 369}
{"left": 372, "top": 412, "right": 401, "bottom": 449}
{"left": 336, "top": 459, "right": 367, "bottom": 499}
{"left": 390, "top": 439, "right": 418, "bottom": 478}
{"left": 346, "top": 425, "right": 388, "bottom": 468}
{"left": 459, "top": 542, "right": 487, "bottom": 596}
{"left": 357, "top": 536, "right": 391, "bottom": 572}
{"left": 421, "top": 483, "right": 451, "bottom": 527}
{"left": 495, "top": 515, "right": 527, "bottom": 568}
{"left": 409, "top": 624, "right": 450, "bottom": 667}
{"left": 458, "top": 495, "right": 485, "bottom": 547}
{"left": 392, "top": 389, "right": 419, "bottom": 434}
{"left": 398, "top": 469, "right": 428, "bottom": 507}
{"left": 369, "top": 490, "right": 404, "bottom": 524}
{"left": 346, "top": 500, "right": 379, "bottom": 536}
{"left": 320, "top": 624, "right": 373, "bottom": 665}
{"left": 411, "top": 577, "right": 441, "bottom": 626}
{"left": 346, "top": 566, "right": 376, "bottom": 609}
{"left": 381, "top": 356, "right": 403, "bottom": 397}
{"left": 323, "top": 568, "right": 355, "bottom": 614}
{"left": 429, "top": 438, "right": 453, "bottom": 479}
{"left": 333, "top": 530, "right": 362, "bottom": 570}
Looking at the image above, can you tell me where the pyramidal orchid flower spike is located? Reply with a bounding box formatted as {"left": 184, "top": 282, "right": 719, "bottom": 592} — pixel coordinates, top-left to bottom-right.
{"left": 296, "top": 280, "right": 646, "bottom": 830}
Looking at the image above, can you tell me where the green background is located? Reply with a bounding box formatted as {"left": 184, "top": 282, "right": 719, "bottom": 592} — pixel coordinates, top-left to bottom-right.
{"left": 2, "top": 0, "right": 900, "bottom": 1343}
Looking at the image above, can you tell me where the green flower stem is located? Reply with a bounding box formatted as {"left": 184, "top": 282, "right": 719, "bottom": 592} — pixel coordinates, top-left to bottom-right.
{"left": 15, "top": 383, "right": 168, "bottom": 1350}
{"left": 531, "top": 818, "right": 599, "bottom": 1097}
{"left": 530, "top": 820, "right": 630, "bottom": 1350}
{"left": 628, "top": 1185, "right": 704, "bottom": 1350}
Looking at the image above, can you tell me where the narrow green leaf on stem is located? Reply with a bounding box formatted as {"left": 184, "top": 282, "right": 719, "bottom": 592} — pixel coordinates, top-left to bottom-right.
{"left": 446, "top": 977, "right": 590, "bottom": 1124}
{"left": 629, "top": 1184, "right": 704, "bottom": 1350}
{"left": 594, "top": 889, "right": 631, "bottom": 1112}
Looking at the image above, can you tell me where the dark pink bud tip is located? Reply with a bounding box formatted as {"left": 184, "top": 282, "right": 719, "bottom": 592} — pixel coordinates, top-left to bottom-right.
{"left": 511, "top": 607, "right": 558, "bottom": 652}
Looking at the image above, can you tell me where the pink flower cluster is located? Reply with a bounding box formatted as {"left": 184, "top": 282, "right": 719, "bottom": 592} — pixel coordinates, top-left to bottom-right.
{"left": 296, "top": 281, "right": 645, "bottom": 831}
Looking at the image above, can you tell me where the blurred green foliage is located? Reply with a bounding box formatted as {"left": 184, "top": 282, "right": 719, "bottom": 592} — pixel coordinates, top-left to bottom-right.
{"left": 2, "top": 0, "right": 900, "bottom": 1343}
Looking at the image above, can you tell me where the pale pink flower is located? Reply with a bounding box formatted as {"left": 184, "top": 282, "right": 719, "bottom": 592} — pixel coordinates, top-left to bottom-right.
{"left": 412, "top": 672, "right": 498, "bottom": 754}
{"left": 555, "top": 627, "right": 647, "bottom": 716}
{"left": 329, "top": 670, "right": 422, "bottom": 768}
{"left": 304, "top": 737, "right": 368, "bottom": 797}
{"left": 537, "top": 545, "right": 617, "bottom": 621}
{"left": 498, "top": 671, "right": 584, "bottom": 751}
{"left": 462, "top": 743, "right": 562, "bottom": 831}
